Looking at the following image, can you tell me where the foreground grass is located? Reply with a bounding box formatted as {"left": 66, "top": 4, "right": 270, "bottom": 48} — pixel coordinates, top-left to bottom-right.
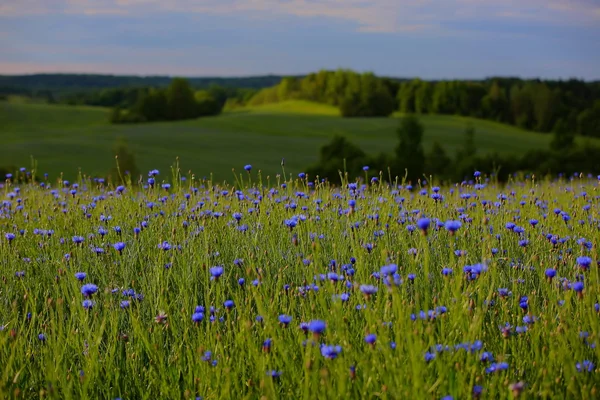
{"left": 0, "top": 101, "right": 572, "bottom": 181}
{"left": 0, "top": 168, "right": 598, "bottom": 399}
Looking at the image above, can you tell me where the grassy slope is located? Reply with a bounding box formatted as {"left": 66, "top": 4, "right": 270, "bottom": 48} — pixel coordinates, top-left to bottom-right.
{"left": 0, "top": 100, "right": 568, "bottom": 181}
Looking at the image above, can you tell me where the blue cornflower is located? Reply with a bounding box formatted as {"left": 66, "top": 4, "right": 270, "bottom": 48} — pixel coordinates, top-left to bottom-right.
{"left": 486, "top": 362, "right": 509, "bottom": 373}
{"left": 321, "top": 345, "right": 342, "bottom": 359}
{"left": 576, "top": 256, "right": 592, "bottom": 270}
{"left": 444, "top": 220, "right": 462, "bottom": 233}
{"left": 5, "top": 233, "right": 16, "bottom": 242}
{"left": 120, "top": 301, "right": 130, "bottom": 309}
{"left": 545, "top": 269, "right": 557, "bottom": 279}
{"left": 192, "top": 312, "right": 204, "bottom": 323}
{"left": 81, "top": 284, "right": 98, "bottom": 297}
{"left": 244, "top": 165, "right": 252, "bottom": 172}
{"left": 572, "top": 281, "right": 584, "bottom": 292}
{"left": 113, "top": 242, "right": 126, "bottom": 252}
{"left": 576, "top": 360, "right": 594, "bottom": 372}
{"left": 224, "top": 300, "right": 234, "bottom": 309}
{"left": 364, "top": 334, "right": 377, "bottom": 345}
{"left": 278, "top": 315, "right": 292, "bottom": 326}
{"left": 308, "top": 320, "right": 326, "bottom": 335}
{"left": 359, "top": 285, "right": 378, "bottom": 296}
{"left": 417, "top": 218, "right": 430, "bottom": 232}
{"left": 424, "top": 352, "right": 436, "bottom": 362}
{"left": 210, "top": 266, "right": 224, "bottom": 280}
{"left": 262, "top": 338, "right": 272, "bottom": 352}
{"left": 82, "top": 300, "right": 94, "bottom": 310}
{"left": 75, "top": 272, "right": 87, "bottom": 281}
{"left": 267, "top": 370, "right": 282, "bottom": 379}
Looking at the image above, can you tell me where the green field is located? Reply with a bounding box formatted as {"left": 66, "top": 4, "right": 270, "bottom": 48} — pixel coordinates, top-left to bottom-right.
{"left": 0, "top": 100, "right": 567, "bottom": 181}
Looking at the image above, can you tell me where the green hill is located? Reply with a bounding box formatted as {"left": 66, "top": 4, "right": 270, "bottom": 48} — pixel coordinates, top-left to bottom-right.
{"left": 0, "top": 100, "right": 572, "bottom": 181}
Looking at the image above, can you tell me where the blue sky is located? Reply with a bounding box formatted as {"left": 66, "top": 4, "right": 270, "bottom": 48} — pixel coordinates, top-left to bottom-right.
{"left": 1, "top": 0, "right": 599, "bottom": 79}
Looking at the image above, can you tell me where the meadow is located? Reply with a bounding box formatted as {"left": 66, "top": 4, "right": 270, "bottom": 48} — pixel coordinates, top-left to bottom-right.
{"left": 0, "top": 100, "right": 573, "bottom": 182}
{"left": 0, "top": 168, "right": 598, "bottom": 399}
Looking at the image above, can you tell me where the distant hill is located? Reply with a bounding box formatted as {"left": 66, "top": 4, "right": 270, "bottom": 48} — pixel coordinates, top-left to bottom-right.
{"left": 0, "top": 74, "right": 294, "bottom": 94}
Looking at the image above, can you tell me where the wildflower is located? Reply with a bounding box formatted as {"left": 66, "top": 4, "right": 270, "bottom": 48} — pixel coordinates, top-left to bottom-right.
{"left": 571, "top": 281, "right": 584, "bottom": 294}
{"left": 244, "top": 165, "right": 252, "bottom": 172}
{"left": 576, "top": 360, "right": 594, "bottom": 372}
{"left": 320, "top": 345, "right": 342, "bottom": 359}
{"left": 113, "top": 242, "right": 126, "bottom": 253}
{"left": 120, "top": 301, "right": 130, "bottom": 309}
{"left": 444, "top": 220, "right": 462, "bottom": 233}
{"left": 82, "top": 300, "right": 94, "bottom": 310}
{"left": 224, "top": 300, "right": 234, "bottom": 310}
{"left": 267, "top": 370, "right": 282, "bottom": 379}
{"left": 360, "top": 285, "right": 378, "bottom": 297}
{"left": 262, "top": 338, "right": 272, "bottom": 352}
{"left": 364, "top": 334, "right": 377, "bottom": 345}
{"left": 278, "top": 315, "right": 292, "bottom": 326}
{"left": 192, "top": 312, "right": 204, "bottom": 323}
{"left": 75, "top": 272, "right": 87, "bottom": 281}
{"left": 545, "top": 269, "right": 557, "bottom": 280}
{"left": 308, "top": 320, "right": 326, "bottom": 336}
{"left": 38, "top": 333, "right": 46, "bottom": 342}
{"left": 81, "top": 284, "right": 98, "bottom": 297}
{"left": 417, "top": 218, "right": 430, "bottom": 233}
{"left": 210, "top": 266, "right": 224, "bottom": 280}
{"left": 5, "top": 233, "right": 16, "bottom": 242}
{"left": 486, "top": 362, "right": 509, "bottom": 373}
{"left": 576, "top": 256, "right": 592, "bottom": 270}
{"left": 424, "top": 352, "right": 436, "bottom": 362}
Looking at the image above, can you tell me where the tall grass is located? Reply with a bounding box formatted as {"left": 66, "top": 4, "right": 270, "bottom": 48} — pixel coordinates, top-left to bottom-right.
{"left": 0, "top": 168, "right": 598, "bottom": 399}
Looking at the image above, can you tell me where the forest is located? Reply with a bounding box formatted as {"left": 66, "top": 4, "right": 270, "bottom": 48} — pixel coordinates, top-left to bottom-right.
{"left": 2, "top": 71, "right": 598, "bottom": 136}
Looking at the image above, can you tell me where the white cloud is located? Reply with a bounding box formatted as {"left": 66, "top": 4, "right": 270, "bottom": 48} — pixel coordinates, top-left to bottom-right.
{"left": 0, "top": 0, "right": 598, "bottom": 32}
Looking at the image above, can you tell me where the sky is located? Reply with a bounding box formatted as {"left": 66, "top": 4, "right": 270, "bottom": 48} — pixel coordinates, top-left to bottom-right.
{"left": 0, "top": 0, "right": 599, "bottom": 80}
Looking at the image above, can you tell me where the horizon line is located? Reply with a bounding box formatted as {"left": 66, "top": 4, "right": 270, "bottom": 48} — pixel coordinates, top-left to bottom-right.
{"left": 1, "top": 71, "right": 597, "bottom": 83}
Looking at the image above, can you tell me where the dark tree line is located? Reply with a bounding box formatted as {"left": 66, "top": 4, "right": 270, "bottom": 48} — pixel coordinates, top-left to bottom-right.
{"left": 307, "top": 115, "right": 600, "bottom": 184}
{"left": 0, "top": 73, "right": 283, "bottom": 93}
{"left": 397, "top": 78, "right": 600, "bottom": 137}
{"left": 110, "top": 78, "right": 224, "bottom": 123}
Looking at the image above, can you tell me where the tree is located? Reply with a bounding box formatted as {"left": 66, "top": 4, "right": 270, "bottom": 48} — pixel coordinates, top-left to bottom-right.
{"left": 207, "top": 84, "right": 228, "bottom": 109}
{"left": 134, "top": 89, "right": 167, "bottom": 121}
{"left": 166, "top": 78, "right": 198, "bottom": 120}
{"left": 577, "top": 102, "right": 600, "bottom": 138}
{"left": 194, "top": 91, "right": 222, "bottom": 116}
{"left": 481, "top": 81, "right": 509, "bottom": 121}
{"left": 414, "top": 81, "right": 434, "bottom": 114}
{"left": 397, "top": 80, "right": 418, "bottom": 114}
{"left": 426, "top": 141, "right": 452, "bottom": 179}
{"left": 110, "top": 138, "right": 140, "bottom": 184}
{"left": 550, "top": 118, "right": 575, "bottom": 151}
{"left": 394, "top": 115, "right": 425, "bottom": 181}
{"left": 456, "top": 124, "right": 477, "bottom": 160}
{"left": 532, "top": 84, "right": 559, "bottom": 132}
{"left": 306, "top": 135, "right": 369, "bottom": 182}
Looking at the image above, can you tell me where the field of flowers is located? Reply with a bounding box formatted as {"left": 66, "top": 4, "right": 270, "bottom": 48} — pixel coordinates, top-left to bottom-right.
{"left": 1, "top": 167, "right": 599, "bottom": 399}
